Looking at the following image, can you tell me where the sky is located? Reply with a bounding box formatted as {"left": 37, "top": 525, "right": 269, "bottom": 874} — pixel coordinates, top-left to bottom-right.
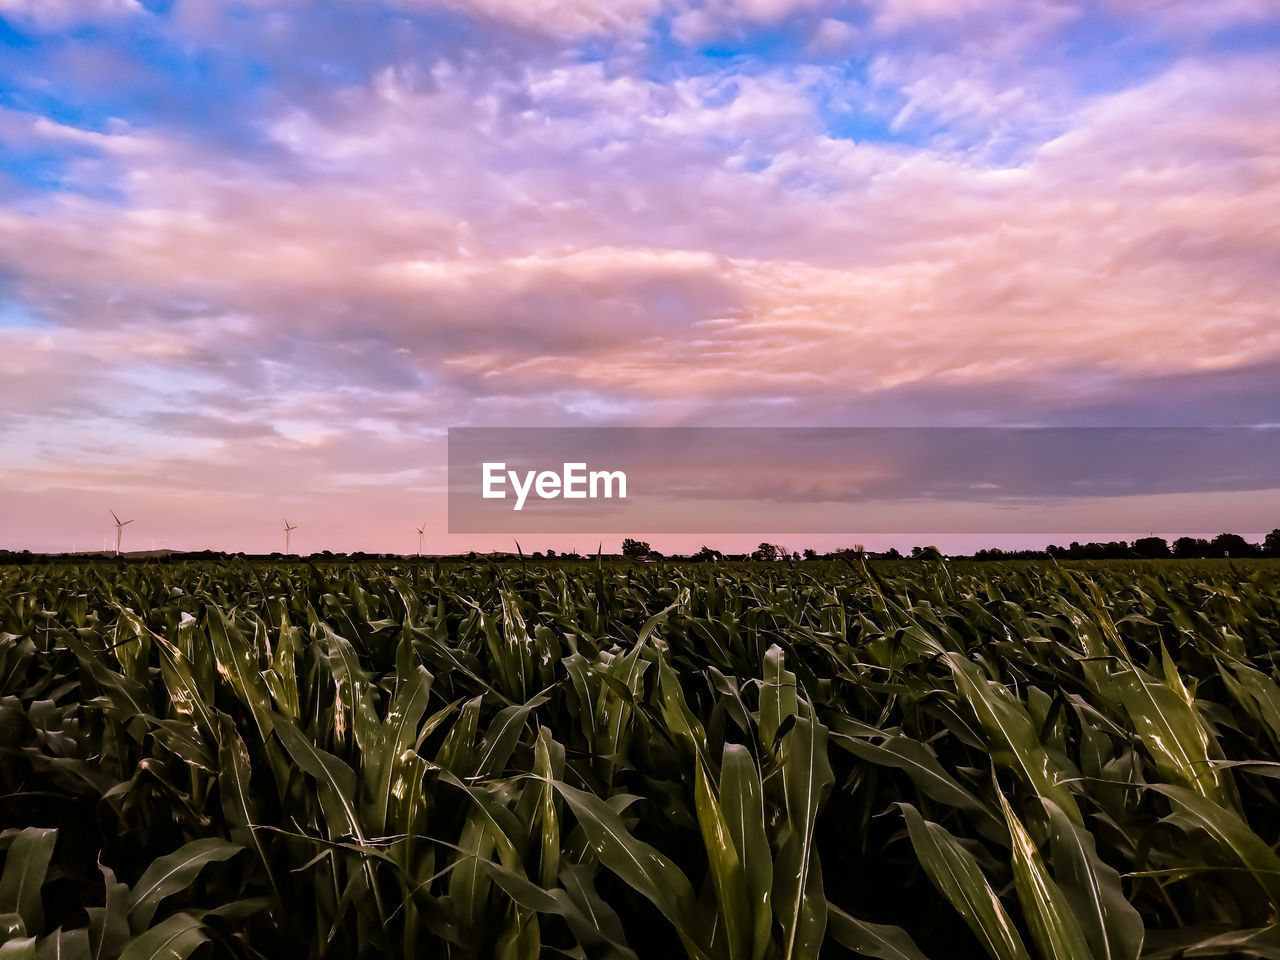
{"left": 1, "top": 0, "right": 1278, "bottom": 555}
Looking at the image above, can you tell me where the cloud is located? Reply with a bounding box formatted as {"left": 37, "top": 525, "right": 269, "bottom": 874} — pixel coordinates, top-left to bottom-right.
{"left": 870, "top": 0, "right": 1025, "bottom": 32}
{"left": 1097, "top": 0, "right": 1280, "bottom": 34}
{"left": 808, "top": 17, "right": 860, "bottom": 53}
{"left": 2, "top": 53, "right": 1277, "bottom": 406}
{"left": 670, "top": 0, "right": 834, "bottom": 45}
{"left": 434, "top": 0, "right": 665, "bottom": 36}
{"left": 2, "top": 1, "right": 1279, "bottom": 550}
{"left": 0, "top": 0, "right": 143, "bottom": 28}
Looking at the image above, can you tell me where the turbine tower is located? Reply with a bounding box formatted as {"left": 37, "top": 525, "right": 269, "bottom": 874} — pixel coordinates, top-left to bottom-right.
{"left": 109, "top": 510, "right": 133, "bottom": 556}
{"left": 283, "top": 517, "right": 298, "bottom": 555}
{"left": 416, "top": 522, "right": 425, "bottom": 557}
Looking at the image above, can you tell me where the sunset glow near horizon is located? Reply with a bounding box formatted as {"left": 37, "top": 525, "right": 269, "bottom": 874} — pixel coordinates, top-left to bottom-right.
{"left": 2, "top": 0, "right": 1279, "bottom": 556}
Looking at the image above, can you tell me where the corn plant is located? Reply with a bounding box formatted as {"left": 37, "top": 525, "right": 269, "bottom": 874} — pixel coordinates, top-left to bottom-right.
{"left": 2, "top": 557, "right": 1280, "bottom": 958}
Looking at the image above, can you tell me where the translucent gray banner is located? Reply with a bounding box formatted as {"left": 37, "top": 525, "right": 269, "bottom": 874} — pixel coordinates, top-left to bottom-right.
{"left": 447, "top": 427, "right": 1280, "bottom": 534}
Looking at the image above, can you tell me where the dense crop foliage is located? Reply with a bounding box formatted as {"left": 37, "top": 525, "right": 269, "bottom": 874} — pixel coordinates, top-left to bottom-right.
{"left": 4, "top": 558, "right": 1280, "bottom": 959}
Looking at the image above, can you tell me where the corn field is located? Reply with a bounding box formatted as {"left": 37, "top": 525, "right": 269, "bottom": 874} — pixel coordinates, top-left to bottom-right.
{"left": 3, "top": 558, "right": 1280, "bottom": 959}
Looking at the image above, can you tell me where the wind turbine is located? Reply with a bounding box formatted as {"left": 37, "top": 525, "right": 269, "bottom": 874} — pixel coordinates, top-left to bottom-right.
{"left": 416, "top": 521, "right": 425, "bottom": 557}
{"left": 283, "top": 517, "right": 298, "bottom": 555}
{"left": 109, "top": 510, "right": 133, "bottom": 556}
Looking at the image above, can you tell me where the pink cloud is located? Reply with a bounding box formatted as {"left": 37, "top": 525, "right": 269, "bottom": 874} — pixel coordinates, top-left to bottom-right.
{"left": 366, "top": 0, "right": 666, "bottom": 37}
{"left": 808, "top": 17, "right": 860, "bottom": 53}
{"left": 2, "top": 22, "right": 1279, "bottom": 550}
{"left": 2, "top": 55, "right": 1277, "bottom": 398}
{"left": 0, "top": 0, "right": 143, "bottom": 28}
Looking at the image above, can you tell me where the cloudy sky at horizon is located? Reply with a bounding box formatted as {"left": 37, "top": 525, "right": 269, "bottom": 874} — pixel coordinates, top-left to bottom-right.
{"left": 2, "top": 0, "right": 1279, "bottom": 554}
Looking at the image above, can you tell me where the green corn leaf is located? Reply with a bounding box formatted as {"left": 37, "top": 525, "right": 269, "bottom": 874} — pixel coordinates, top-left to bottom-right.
{"left": 206, "top": 607, "right": 275, "bottom": 742}
{"left": 0, "top": 915, "right": 25, "bottom": 940}
{"left": 900, "top": 804, "right": 1031, "bottom": 960}
{"left": 720, "top": 743, "right": 772, "bottom": 960}
{"left": 759, "top": 644, "right": 798, "bottom": 750}
{"left": 829, "top": 729, "right": 1000, "bottom": 833}
{"left": 272, "top": 715, "right": 366, "bottom": 841}
{"left": 949, "top": 656, "right": 1081, "bottom": 826}
{"left": 215, "top": 713, "right": 278, "bottom": 898}
{"left": 0, "top": 828, "right": 57, "bottom": 936}
{"left": 548, "top": 779, "right": 706, "bottom": 957}
{"left": 997, "top": 788, "right": 1094, "bottom": 960}
{"left": 116, "top": 914, "right": 207, "bottom": 960}
{"left": 827, "top": 905, "right": 933, "bottom": 960}
{"left": 1142, "top": 924, "right": 1280, "bottom": 959}
{"left": 436, "top": 695, "right": 484, "bottom": 774}
{"left": 0, "top": 939, "right": 36, "bottom": 960}
{"left": 128, "top": 838, "right": 241, "bottom": 929}
{"left": 371, "top": 663, "right": 432, "bottom": 829}
{"left": 658, "top": 655, "right": 710, "bottom": 762}
{"left": 473, "top": 692, "right": 548, "bottom": 779}
{"left": 481, "top": 858, "right": 642, "bottom": 959}
{"left": 773, "top": 712, "right": 833, "bottom": 960}
{"left": 475, "top": 858, "right": 641, "bottom": 959}
{"left": 532, "top": 729, "right": 563, "bottom": 890}
{"left": 262, "top": 615, "right": 301, "bottom": 721}
{"left": 558, "top": 862, "right": 637, "bottom": 959}
{"left": 317, "top": 623, "right": 379, "bottom": 754}
{"left": 448, "top": 812, "right": 496, "bottom": 934}
{"left": 34, "top": 928, "right": 90, "bottom": 960}
{"left": 693, "top": 756, "right": 751, "bottom": 960}
{"left": 1150, "top": 783, "right": 1280, "bottom": 909}
{"left": 1220, "top": 662, "right": 1280, "bottom": 754}
{"left": 86, "top": 864, "right": 130, "bottom": 960}
{"left": 561, "top": 653, "right": 600, "bottom": 750}
{"left": 151, "top": 632, "right": 217, "bottom": 738}
{"left": 595, "top": 640, "right": 652, "bottom": 782}
{"left": 62, "top": 634, "right": 155, "bottom": 722}
{"left": 1042, "top": 799, "right": 1143, "bottom": 960}
{"left": 1112, "top": 662, "right": 1230, "bottom": 806}
{"left": 493, "top": 907, "right": 539, "bottom": 960}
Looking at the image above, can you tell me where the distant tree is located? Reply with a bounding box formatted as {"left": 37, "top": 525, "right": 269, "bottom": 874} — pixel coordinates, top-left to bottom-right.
{"left": 830, "top": 545, "right": 866, "bottom": 561}
{"left": 1098, "top": 541, "right": 1131, "bottom": 558}
{"left": 1133, "top": 536, "right": 1171, "bottom": 558}
{"left": 912, "top": 545, "right": 942, "bottom": 560}
{"left": 751, "top": 542, "right": 779, "bottom": 561}
{"left": 621, "top": 538, "right": 651, "bottom": 558}
{"left": 882, "top": 547, "right": 903, "bottom": 560}
{"left": 532, "top": 551, "right": 543, "bottom": 559}
{"left": 648, "top": 550, "right": 664, "bottom": 559}
{"left": 546, "top": 548, "right": 557, "bottom": 558}
{"left": 1172, "top": 537, "right": 1209, "bottom": 559}
{"left": 802, "top": 548, "right": 818, "bottom": 560}
{"left": 1211, "top": 533, "right": 1256, "bottom": 558}
{"left": 1057, "top": 539, "right": 1133, "bottom": 559}
{"left": 1265, "top": 530, "right": 1280, "bottom": 557}
{"left": 691, "top": 545, "right": 721, "bottom": 562}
